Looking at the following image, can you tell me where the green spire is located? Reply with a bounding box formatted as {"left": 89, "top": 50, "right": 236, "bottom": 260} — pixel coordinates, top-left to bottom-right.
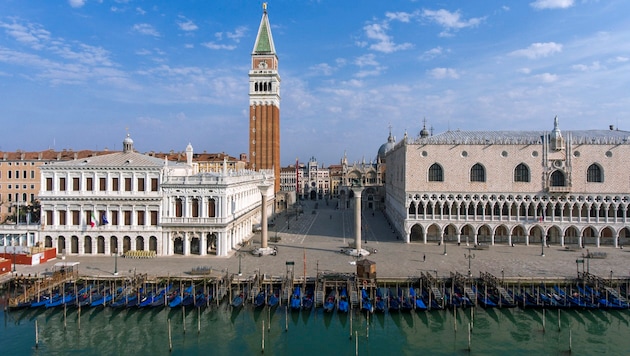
{"left": 252, "top": 6, "right": 275, "bottom": 54}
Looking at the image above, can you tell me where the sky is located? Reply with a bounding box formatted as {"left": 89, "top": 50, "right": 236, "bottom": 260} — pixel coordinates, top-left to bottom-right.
{"left": 1, "top": 0, "right": 629, "bottom": 167}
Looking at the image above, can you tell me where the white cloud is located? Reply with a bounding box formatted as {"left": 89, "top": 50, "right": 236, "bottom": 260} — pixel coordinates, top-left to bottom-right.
{"left": 385, "top": 11, "right": 415, "bottom": 23}
{"left": 133, "top": 23, "right": 160, "bottom": 37}
{"left": 0, "top": 21, "right": 51, "bottom": 50}
{"left": 422, "top": 9, "right": 485, "bottom": 35}
{"left": 226, "top": 27, "right": 247, "bottom": 42}
{"left": 354, "top": 54, "right": 378, "bottom": 67}
{"left": 310, "top": 63, "right": 334, "bottom": 76}
{"left": 420, "top": 46, "right": 443, "bottom": 60}
{"left": 530, "top": 0, "right": 574, "bottom": 10}
{"left": 68, "top": 0, "right": 86, "bottom": 8}
{"left": 429, "top": 67, "right": 459, "bottom": 79}
{"left": 518, "top": 68, "right": 532, "bottom": 74}
{"left": 201, "top": 42, "right": 236, "bottom": 50}
{"left": 136, "top": 7, "right": 146, "bottom": 15}
{"left": 362, "top": 22, "right": 412, "bottom": 53}
{"left": 571, "top": 61, "right": 602, "bottom": 72}
{"left": 177, "top": 18, "right": 198, "bottom": 32}
{"left": 535, "top": 72, "right": 558, "bottom": 82}
{"left": 509, "top": 42, "right": 562, "bottom": 59}
{"left": 611, "top": 56, "right": 629, "bottom": 63}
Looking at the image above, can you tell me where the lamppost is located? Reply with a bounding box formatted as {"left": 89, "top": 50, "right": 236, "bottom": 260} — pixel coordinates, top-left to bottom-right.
{"left": 443, "top": 234, "right": 447, "bottom": 256}
{"left": 464, "top": 249, "right": 475, "bottom": 278}
{"left": 12, "top": 244, "right": 17, "bottom": 273}
{"left": 238, "top": 252, "right": 242, "bottom": 276}
{"left": 113, "top": 247, "right": 118, "bottom": 276}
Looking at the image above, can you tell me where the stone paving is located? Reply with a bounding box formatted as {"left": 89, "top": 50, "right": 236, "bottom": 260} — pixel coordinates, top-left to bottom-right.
{"left": 7, "top": 199, "right": 630, "bottom": 281}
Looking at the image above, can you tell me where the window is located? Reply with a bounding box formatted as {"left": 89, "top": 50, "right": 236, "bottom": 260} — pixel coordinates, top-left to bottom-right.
{"left": 72, "top": 210, "right": 80, "bottom": 225}
{"left": 112, "top": 178, "right": 119, "bottom": 191}
{"left": 550, "top": 170, "right": 565, "bottom": 186}
{"left": 15, "top": 170, "right": 19, "bottom": 179}
{"left": 111, "top": 211, "right": 119, "bottom": 225}
{"left": 59, "top": 177, "right": 66, "bottom": 191}
{"left": 137, "top": 211, "right": 145, "bottom": 225}
{"left": 46, "top": 211, "right": 53, "bottom": 226}
{"left": 470, "top": 163, "right": 486, "bottom": 182}
{"left": 99, "top": 177, "right": 106, "bottom": 191}
{"left": 86, "top": 177, "right": 93, "bottom": 191}
{"left": 72, "top": 177, "right": 80, "bottom": 191}
{"left": 58, "top": 211, "right": 66, "bottom": 225}
{"left": 31, "top": 171, "right": 35, "bottom": 179}
{"left": 151, "top": 178, "right": 158, "bottom": 191}
{"left": 124, "top": 178, "right": 132, "bottom": 191}
{"left": 514, "top": 163, "right": 530, "bottom": 182}
{"left": 150, "top": 211, "right": 158, "bottom": 225}
{"left": 46, "top": 178, "right": 53, "bottom": 191}
{"left": 8, "top": 171, "right": 11, "bottom": 179}
{"left": 428, "top": 163, "right": 444, "bottom": 182}
{"left": 124, "top": 211, "right": 131, "bottom": 225}
{"left": 137, "top": 178, "right": 145, "bottom": 192}
{"left": 587, "top": 164, "right": 603, "bottom": 183}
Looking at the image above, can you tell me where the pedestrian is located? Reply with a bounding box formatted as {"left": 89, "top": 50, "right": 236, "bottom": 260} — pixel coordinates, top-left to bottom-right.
{"left": 423, "top": 254, "right": 426, "bottom": 262}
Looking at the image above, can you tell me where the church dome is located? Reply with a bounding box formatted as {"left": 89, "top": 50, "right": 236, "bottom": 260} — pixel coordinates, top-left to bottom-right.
{"left": 122, "top": 133, "right": 134, "bottom": 153}
{"left": 377, "top": 129, "right": 395, "bottom": 160}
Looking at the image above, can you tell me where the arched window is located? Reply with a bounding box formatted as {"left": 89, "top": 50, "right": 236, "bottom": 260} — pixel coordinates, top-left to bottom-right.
{"left": 550, "top": 170, "right": 565, "bottom": 186}
{"left": 514, "top": 163, "right": 530, "bottom": 182}
{"left": 587, "top": 164, "right": 603, "bottom": 182}
{"left": 428, "top": 163, "right": 444, "bottom": 182}
{"left": 470, "top": 163, "right": 485, "bottom": 182}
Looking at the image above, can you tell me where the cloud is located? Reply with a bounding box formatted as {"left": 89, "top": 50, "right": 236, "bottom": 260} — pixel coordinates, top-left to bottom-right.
{"left": 429, "top": 67, "right": 459, "bottom": 79}
{"left": 362, "top": 22, "right": 412, "bottom": 53}
{"left": 420, "top": 46, "right": 444, "bottom": 60}
{"left": 0, "top": 20, "right": 51, "bottom": 50}
{"left": 385, "top": 11, "right": 415, "bottom": 23}
{"left": 354, "top": 54, "right": 379, "bottom": 67}
{"left": 571, "top": 61, "right": 602, "bottom": 72}
{"left": 509, "top": 42, "right": 562, "bottom": 59}
{"left": 133, "top": 23, "right": 160, "bottom": 37}
{"left": 530, "top": 0, "right": 574, "bottom": 10}
{"left": 226, "top": 27, "right": 247, "bottom": 42}
{"left": 136, "top": 7, "right": 146, "bottom": 15}
{"left": 535, "top": 72, "right": 558, "bottom": 82}
{"left": 68, "top": 0, "right": 86, "bottom": 8}
{"left": 201, "top": 42, "right": 236, "bottom": 50}
{"left": 177, "top": 18, "right": 198, "bottom": 32}
{"left": 422, "top": 9, "right": 485, "bottom": 36}
{"left": 309, "top": 63, "right": 335, "bottom": 76}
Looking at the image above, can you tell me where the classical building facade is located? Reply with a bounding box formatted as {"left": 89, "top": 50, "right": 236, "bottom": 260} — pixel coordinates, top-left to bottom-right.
{"left": 249, "top": 5, "right": 281, "bottom": 193}
{"left": 384, "top": 118, "right": 630, "bottom": 248}
{"left": 37, "top": 135, "right": 273, "bottom": 257}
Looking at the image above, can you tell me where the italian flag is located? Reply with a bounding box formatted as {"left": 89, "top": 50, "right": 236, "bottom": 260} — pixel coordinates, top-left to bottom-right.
{"left": 90, "top": 212, "right": 97, "bottom": 228}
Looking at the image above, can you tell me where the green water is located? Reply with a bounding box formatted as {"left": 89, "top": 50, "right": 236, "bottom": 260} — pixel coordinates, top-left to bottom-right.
{"left": 3, "top": 301, "right": 630, "bottom": 355}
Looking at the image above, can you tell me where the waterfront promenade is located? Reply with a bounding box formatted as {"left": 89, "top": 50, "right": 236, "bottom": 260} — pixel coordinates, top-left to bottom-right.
{"left": 5, "top": 199, "right": 629, "bottom": 282}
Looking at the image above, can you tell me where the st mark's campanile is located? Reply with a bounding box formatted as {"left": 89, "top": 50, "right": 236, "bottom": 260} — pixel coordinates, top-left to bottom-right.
{"left": 249, "top": 3, "right": 280, "bottom": 193}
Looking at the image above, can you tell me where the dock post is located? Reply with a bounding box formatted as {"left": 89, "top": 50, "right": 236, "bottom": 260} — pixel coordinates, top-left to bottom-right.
{"left": 349, "top": 310, "right": 353, "bottom": 339}
{"left": 355, "top": 331, "right": 358, "bottom": 356}
{"left": 182, "top": 306, "right": 186, "bottom": 334}
{"left": 468, "top": 322, "right": 472, "bottom": 351}
{"left": 35, "top": 320, "right": 39, "bottom": 349}
{"left": 470, "top": 307, "right": 474, "bottom": 329}
{"left": 454, "top": 306, "right": 457, "bottom": 332}
{"left": 168, "top": 318, "right": 173, "bottom": 352}
{"left": 78, "top": 306, "right": 81, "bottom": 330}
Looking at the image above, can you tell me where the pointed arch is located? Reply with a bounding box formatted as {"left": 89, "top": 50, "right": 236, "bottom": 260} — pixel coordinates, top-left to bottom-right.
{"left": 587, "top": 163, "right": 603, "bottom": 183}
{"left": 428, "top": 163, "right": 444, "bottom": 182}
{"left": 470, "top": 163, "right": 486, "bottom": 182}
{"left": 514, "top": 163, "right": 530, "bottom": 182}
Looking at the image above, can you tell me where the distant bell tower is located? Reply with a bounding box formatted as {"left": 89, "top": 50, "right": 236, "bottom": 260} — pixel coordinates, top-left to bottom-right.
{"left": 250, "top": 3, "right": 281, "bottom": 193}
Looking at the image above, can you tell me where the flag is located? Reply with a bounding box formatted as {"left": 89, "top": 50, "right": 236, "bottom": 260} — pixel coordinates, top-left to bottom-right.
{"left": 102, "top": 214, "right": 109, "bottom": 225}
{"left": 90, "top": 212, "right": 97, "bottom": 228}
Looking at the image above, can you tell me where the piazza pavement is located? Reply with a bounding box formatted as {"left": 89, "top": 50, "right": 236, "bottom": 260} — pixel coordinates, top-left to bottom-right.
{"left": 6, "top": 199, "right": 630, "bottom": 283}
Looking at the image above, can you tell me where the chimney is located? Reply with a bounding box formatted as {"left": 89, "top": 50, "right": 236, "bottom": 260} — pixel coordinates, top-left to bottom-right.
{"left": 609, "top": 125, "right": 615, "bottom": 131}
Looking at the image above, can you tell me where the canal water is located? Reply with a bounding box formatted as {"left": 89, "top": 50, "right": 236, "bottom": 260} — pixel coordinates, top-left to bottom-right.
{"left": 3, "top": 296, "right": 630, "bottom": 355}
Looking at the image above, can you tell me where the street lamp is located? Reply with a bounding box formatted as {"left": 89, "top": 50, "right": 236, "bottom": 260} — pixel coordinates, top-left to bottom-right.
{"left": 12, "top": 245, "right": 17, "bottom": 273}
{"left": 443, "top": 234, "right": 447, "bottom": 256}
{"left": 464, "top": 249, "right": 475, "bottom": 278}
{"left": 113, "top": 247, "right": 118, "bottom": 276}
{"left": 238, "top": 252, "right": 242, "bottom": 276}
